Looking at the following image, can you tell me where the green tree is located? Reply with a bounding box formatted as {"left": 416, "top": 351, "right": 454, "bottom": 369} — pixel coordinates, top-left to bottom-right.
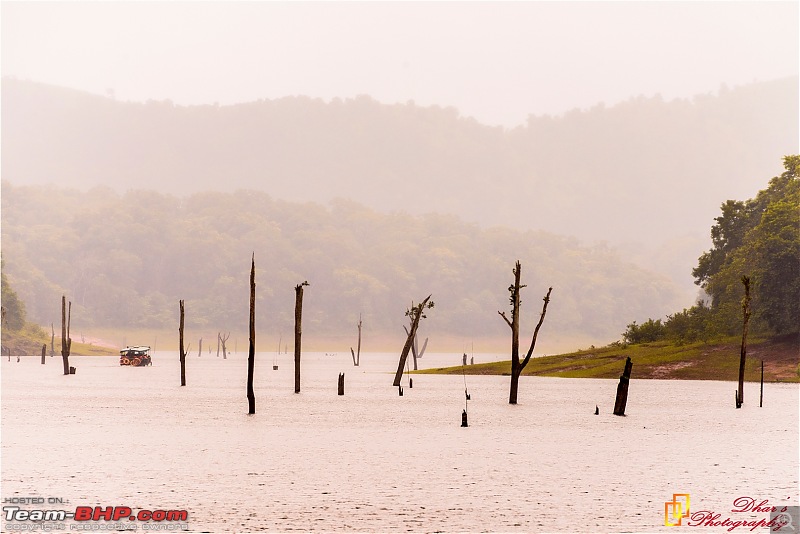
{"left": 697, "top": 156, "right": 800, "bottom": 335}
{"left": 1, "top": 265, "right": 27, "bottom": 331}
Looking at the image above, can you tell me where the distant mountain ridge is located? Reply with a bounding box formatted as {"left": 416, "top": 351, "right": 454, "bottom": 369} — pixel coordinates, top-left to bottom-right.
{"left": 3, "top": 77, "right": 796, "bottom": 247}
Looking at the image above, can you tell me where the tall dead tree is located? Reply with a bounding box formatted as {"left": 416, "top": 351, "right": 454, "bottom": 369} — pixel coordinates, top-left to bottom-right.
{"left": 498, "top": 261, "right": 553, "bottom": 405}
{"left": 247, "top": 254, "right": 256, "bottom": 414}
{"left": 179, "top": 300, "right": 187, "bottom": 386}
{"left": 403, "top": 325, "right": 429, "bottom": 370}
{"left": 216, "top": 333, "right": 221, "bottom": 357}
{"left": 219, "top": 332, "right": 230, "bottom": 359}
{"left": 393, "top": 295, "right": 433, "bottom": 387}
{"left": 60, "top": 296, "right": 72, "bottom": 375}
{"left": 294, "top": 281, "right": 309, "bottom": 393}
{"left": 737, "top": 275, "right": 752, "bottom": 407}
{"left": 350, "top": 315, "right": 362, "bottom": 366}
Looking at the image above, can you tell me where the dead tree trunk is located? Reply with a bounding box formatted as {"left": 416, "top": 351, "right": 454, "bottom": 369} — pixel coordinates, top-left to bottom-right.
{"left": 351, "top": 315, "right": 362, "bottom": 366}
{"left": 737, "top": 275, "right": 751, "bottom": 407}
{"left": 179, "top": 300, "right": 187, "bottom": 386}
{"left": 760, "top": 360, "right": 764, "bottom": 408}
{"left": 498, "top": 261, "right": 552, "bottom": 404}
{"left": 294, "top": 281, "right": 309, "bottom": 394}
{"left": 613, "top": 357, "right": 633, "bottom": 415}
{"left": 403, "top": 325, "right": 427, "bottom": 371}
{"left": 198, "top": 338, "right": 202, "bottom": 357}
{"left": 247, "top": 254, "right": 256, "bottom": 414}
{"left": 338, "top": 373, "right": 345, "bottom": 395}
{"left": 219, "top": 332, "right": 230, "bottom": 359}
{"left": 50, "top": 323, "right": 55, "bottom": 356}
{"left": 216, "top": 333, "right": 221, "bottom": 357}
{"left": 41, "top": 344, "right": 46, "bottom": 364}
{"left": 393, "top": 295, "right": 433, "bottom": 387}
{"left": 60, "top": 296, "right": 72, "bottom": 375}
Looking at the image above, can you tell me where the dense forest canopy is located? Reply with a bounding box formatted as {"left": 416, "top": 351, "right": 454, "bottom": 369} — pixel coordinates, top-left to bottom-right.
{"left": 624, "top": 156, "right": 800, "bottom": 344}
{"left": 1, "top": 184, "right": 684, "bottom": 348}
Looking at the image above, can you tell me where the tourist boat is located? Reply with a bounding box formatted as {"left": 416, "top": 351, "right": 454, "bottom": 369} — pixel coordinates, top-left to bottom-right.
{"left": 119, "top": 346, "right": 152, "bottom": 367}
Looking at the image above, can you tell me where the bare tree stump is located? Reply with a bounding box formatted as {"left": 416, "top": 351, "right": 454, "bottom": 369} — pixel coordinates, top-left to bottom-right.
{"left": 613, "top": 357, "right": 633, "bottom": 416}
{"left": 294, "top": 281, "right": 309, "bottom": 394}
{"left": 219, "top": 332, "right": 230, "bottom": 359}
{"left": 338, "top": 373, "right": 345, "bottom": 395}
{"left": 179, "top": 300, "right": 187, "bottom": 386}
{"left": 461, "top": 409, "right": 468, "bottom": 427}
{"left": 403, "top": 325, "right": 426, "bottom": 370}
{"left": 198, "top": 338, "right": 202, "bottom": 357}
{"left": 41, "top": 344, "right": 46, "bottom": 364}
{"left": 351, "top": 315, "right": 362, "bottom": 366}
{"left": 760, "top": 360, "right": 764, "bottom": 408}
{"left": 60, "top": 296, "right": 72, "bottom": 376}
{"left": 738, "top": 276, "right": 751, "bottom": 406}
{"left": 247, "top": 254, "right": 256, "bottom": 414}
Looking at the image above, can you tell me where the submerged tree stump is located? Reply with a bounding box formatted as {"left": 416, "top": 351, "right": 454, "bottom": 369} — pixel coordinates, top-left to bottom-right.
{"left": 179, "top": 300, "right": 187, "bottom": 387}
{"left": 338, "top": 373, "right": 345, "bottom": 395}
{"left": 351, "top": 315, "right": 362, "bottom": 367}
{"left": 294, "top": 281, "right": 309, "bottom": 394}
{"left": 737, "top": 276, "right": 751, "bottom": 407}
{"left": 613, "top": 357, "right": 633, "bottom": 416}
{"left": 219, "top": 332, "right": 230, "bottom": 359}
{"left": 247, "top": 254, "right": 256, "bottom": 414}
{"left": 393, "top": 295, "right": 433, "bottom": 387}
{"left": 498, "top": 262, "right": 553, "bottom": 405}
{"left": 60, "top": 296, "right": 72, "bottom": 376}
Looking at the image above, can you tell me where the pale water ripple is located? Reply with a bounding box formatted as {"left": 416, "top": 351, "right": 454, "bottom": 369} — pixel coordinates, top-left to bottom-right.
{"left": 2, "top": 352, "right": 798, "bottom": 533}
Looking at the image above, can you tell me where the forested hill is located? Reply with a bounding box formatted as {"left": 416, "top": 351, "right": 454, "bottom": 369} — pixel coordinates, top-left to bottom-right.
{"left": 1, "top": 184, "right": 683, "bottom": 349}
{"left": 2, "top": 77, "right": 796, "bottom": 247}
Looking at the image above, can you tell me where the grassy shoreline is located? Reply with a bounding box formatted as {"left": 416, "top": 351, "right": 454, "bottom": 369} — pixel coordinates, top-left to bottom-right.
{"left": 414, "top": 334, "right": 800, "bottom": 383}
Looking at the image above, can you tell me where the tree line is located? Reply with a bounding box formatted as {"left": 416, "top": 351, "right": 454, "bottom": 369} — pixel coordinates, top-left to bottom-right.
{"left": 623, "top": 156, "right": 799, "bottom": 344}
{"left": 1, "top": 183, "right": 683, "bottom": 345}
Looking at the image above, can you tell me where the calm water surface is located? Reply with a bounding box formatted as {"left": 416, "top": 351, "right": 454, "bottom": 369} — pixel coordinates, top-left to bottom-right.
{"left": 2, "top": 351, "right": 798, "bottom": 533}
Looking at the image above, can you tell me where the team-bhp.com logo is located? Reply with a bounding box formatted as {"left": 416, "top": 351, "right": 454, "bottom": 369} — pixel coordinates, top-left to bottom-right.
{"left": 4, "top": 505, "right": 188, "bottom": 522}
{"left": 665, "top": 493, "right": 691, "bottom": 526}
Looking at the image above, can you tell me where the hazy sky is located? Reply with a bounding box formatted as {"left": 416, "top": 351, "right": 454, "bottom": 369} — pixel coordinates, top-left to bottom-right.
{"left": 2, "top": 1, "right": 798, "bottom": 128}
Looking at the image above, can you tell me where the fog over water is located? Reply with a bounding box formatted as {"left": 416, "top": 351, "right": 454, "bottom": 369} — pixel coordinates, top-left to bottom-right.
{"left": 2, "top": 354, "right": 798, "bottom": 532}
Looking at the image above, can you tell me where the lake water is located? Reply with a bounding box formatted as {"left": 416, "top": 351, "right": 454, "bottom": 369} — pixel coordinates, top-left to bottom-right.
{"left": 2, "top": 351, "right": 798, "bottom": 533}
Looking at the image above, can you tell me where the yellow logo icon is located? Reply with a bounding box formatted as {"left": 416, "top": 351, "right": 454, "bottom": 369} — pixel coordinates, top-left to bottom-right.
{"left": 665, "top": 494, "right": 691, "bottom": 526}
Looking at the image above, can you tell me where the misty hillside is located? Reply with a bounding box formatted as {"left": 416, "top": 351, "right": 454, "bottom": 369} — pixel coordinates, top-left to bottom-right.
{"left": 2, "top": 77, "right": 797, "bottom": 248}
{"left": 1, "top": 184, "right": 684, "bottom": 348}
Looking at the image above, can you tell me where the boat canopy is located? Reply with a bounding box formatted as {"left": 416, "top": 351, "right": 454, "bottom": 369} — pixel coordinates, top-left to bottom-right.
{"left": 120, "top": 346, "right": 151, "bottom": 355}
